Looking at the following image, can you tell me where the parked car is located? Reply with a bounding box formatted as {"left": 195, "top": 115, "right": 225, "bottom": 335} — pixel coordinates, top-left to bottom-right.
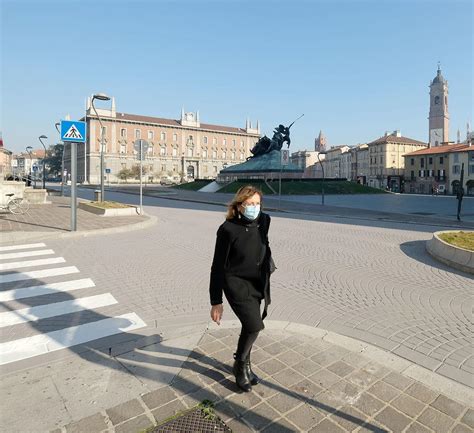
{"left": 160, "top": 176, "right": 175, "bottom": 186}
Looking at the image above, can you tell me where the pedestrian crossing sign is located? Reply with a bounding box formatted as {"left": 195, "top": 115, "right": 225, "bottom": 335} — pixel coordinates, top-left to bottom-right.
{"left": 61, "top": 120, "right": 86, "bottom": 143}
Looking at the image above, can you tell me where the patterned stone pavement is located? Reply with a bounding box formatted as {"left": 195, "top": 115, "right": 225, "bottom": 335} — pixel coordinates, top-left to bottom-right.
{"left": 59, "top": 325, "right": 473, "bottom": 433}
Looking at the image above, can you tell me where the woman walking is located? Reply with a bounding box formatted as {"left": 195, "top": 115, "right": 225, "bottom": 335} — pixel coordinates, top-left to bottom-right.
{"left": 209, "top": 185, "right": 273, "bottom": 392}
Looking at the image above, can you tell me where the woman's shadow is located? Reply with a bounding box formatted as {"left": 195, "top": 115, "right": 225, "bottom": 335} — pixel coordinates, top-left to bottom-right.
{"left": 0, "top": 270, "right": 387, "bottom": 432}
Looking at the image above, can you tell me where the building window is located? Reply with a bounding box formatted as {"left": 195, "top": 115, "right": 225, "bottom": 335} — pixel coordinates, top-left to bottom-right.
{"left": 161, "top": 132, "right": 166, "bottom": 141}
{"left": 120, "top": 128, "right": 127, "bottom": 138}
{"left": 212, "top": 150, "right": 217, "bottom": 159}
{"left": 420, "top": 158, "right": 425, "bottom": 168}
{"left": 453, "top": 154, "right": 459, "bottom": 163}
{"left": 241, "top": 140, "right": 244, "bottom": 147}
{"left": 213, "top": 138, "right": 217, "bottom": 145}
{"left": 162, "top": 164, "right": 166, "bottom": 172}
{"left": 188, "top": 135, "right": 193, "bottom": 142}
{"left": 202, "top": 149, "right": 207, "bottom": 158}
{"left": 223, "top": 138, "right": 227, "bottom": 146}
{"left": 135, "top": 129, "right": 141, "bottom": 139}
{"left": 232, "top": 139, "right": 236, "bottom": 146}
{"left": 469, "top": 164, "right": 474, "bottom": 175}
{"left": 221, "top": 151, "right": 226, "bottom": 159}
{"left": 411, "top": 170, "right": 415, "bottom": 180}
{"left": 428, "top": 157, "right": 433, "bottom": 165}
{"left": 147, "top": 130, "right": 153, "bottom": 140}
{"left": 240, "top": 153, "right": 244, "bottom": 160}
{"left": 204, "top": 166, "right": 208, "bottom": 174}
{"left": 213, "top": 166, "right": 218, "bottom": 173}
{"left": 120, "top": 143, "right": 126, "bottom": 154}
{"left": 172, "top": 148, "right": 177, "bottom": 157}
{"left": 231, "top": 152, "right": 235, "bottom": 160}
{"left": 440, "top": 156, "right": 444, "bottom": 164}
{"left": 148, "top": 144, "right": 154, "bottom": 155}
{"left": 173, "top": 164, "right": 178, "bottom": 172}
{"left": 160, "top": 147, "right": 166, "bottom": 156}
{"left": 173, "top": 133, "right": 177, "bottom": 141}
{"left": 453, "top": 165, "right": 460, "bottom": 174}
{"left": 203, "top": 136, "right": 208, "bottom": 144}
{"left": 188, "top": 148, "right": 193, "bottom": 157}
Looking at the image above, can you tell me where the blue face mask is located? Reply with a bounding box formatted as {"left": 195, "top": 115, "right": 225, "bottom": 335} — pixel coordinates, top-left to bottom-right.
{"left": 243, "top": 204, "right": 260, "bottom": 220}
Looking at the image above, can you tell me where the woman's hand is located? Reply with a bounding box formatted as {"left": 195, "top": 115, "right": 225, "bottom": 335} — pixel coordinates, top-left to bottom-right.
{"left": 210, "top": 304, "right": 223, "bottom": 325}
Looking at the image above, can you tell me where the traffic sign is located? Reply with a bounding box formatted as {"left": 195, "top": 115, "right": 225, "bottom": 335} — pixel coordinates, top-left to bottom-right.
{"left": 32, "top": 165, "right": 38, "bottom": 172}
{"left": 61, "top": 120, "right": 86, "bottom": 143}
{"left": 105, "top": 168, "right": 111, "bottom": 174}
{"left": 134, "top": 139, "right": 149, "bottom": 160}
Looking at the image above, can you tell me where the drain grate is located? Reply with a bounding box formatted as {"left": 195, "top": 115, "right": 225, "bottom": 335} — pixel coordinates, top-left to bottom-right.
{"left": 151, "top": 408, "right": 231, "bottom": 433}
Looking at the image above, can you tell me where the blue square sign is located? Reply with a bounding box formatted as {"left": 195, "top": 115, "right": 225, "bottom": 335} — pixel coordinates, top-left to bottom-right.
{"left": 61, "top": 120, "right": 86, "bottom": 143}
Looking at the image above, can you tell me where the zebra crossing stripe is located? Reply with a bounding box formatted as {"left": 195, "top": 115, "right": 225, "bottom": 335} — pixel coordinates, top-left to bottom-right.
{"left": 0, "top": 278, "right": 95, "bottom": 302}
{"left": 0, "top": 266, "right": 80, "bottom": 284}
{"left": 0, "top": 257, "right": 65, "bottom": 271}
{"left": 0, "top": 294, "right": 118, "bottom": 327}
{"left": 0, "top": 243, "right": 46, "bottom": 252}
{"left": 0, "top": 313, "right": 147, "bottom": 365}
{"left": 0, "top": 249, "right": 55, "bottom": 261}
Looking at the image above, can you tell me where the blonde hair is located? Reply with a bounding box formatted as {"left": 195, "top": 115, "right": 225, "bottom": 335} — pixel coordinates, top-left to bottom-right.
{"left": 226, "top": 185, "right": 263, "bottom": 220}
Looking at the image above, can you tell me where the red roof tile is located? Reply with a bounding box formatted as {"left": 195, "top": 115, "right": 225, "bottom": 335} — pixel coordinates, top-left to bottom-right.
{"left": 109, "top": 113, "right": 254, "bottom": 135}
{"left": 404, "top": 143, "right": 469, "bottom": 156}
{"left": 368, "top": 135, "right": 427, "bottom": 146}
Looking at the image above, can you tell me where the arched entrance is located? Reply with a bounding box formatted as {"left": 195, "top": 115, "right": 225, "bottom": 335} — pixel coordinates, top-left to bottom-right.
{"left": 467, "top": 180, "right": 474, "bottom": 196}
{"left": 187, "top": 165, "right": 195, "bottom": 179}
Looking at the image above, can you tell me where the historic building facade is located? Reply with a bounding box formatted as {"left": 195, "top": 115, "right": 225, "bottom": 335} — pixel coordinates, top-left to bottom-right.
{"left": 65, "top": 98, "right": 261, "bottom": 183}
{"left": 367, "top": 131, "right": 427, "bottom": 191}
{"left": 404, "top": 142, "right": 474, "bottom": 195}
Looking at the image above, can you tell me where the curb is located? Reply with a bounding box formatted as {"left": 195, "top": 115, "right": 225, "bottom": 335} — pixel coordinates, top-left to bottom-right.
{"left": 205, "top": 320, "right": 473, "bottom": 407}
{"left": 0, "top": 213, "right": 158, "bottom": 245}
{"left": 426, "top": 231, "right": 474, "bottom": 275}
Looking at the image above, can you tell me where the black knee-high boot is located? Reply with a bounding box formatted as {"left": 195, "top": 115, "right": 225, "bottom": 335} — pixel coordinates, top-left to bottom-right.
{"left": 233, "top": 328, "right": 260, "bottom": 392}
{"left": 245, "top": 350, "right": 261, "bottom": 385}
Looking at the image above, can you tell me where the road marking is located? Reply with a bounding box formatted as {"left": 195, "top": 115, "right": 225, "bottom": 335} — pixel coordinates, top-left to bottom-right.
{"left": 0, "top": 257, "right": 65, "bottom": 271}
{"left": 0, "top": 313, "right": 147, "bottom": 365}
{"left": 0, "top": 294, "right": 118, "bottom": 327}
{"left": 0, "top": 243, "right": 46, "bottom": 252}
{"left": 0, "top": 267, "right": 80, "bottom": 284}
{"left": 0, "top": 249, "right": 55, "bottom": 261}
{"left": 0, "top": 278, "right": 95, "bottom": 302}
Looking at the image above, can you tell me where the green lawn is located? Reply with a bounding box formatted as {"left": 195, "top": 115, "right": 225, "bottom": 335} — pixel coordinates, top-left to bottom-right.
{"left": 439, "top": 231, "right": 474, "bottom": 252}
{"left": 173, "top": 180, "right": 213, "bottom": 191}
{"left": 218, "top": 180, "right": 386, "bottom": 195}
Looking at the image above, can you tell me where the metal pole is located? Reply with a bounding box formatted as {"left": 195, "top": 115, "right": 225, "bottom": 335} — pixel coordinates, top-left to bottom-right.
{"left": 61, "top": 147, "right": 65, "bottom": 196}
{"left": 139, "top": 141, "right": 143, "bottom": 215}
{"left": 100, "top": 128, "right": 105, "bottom": 201}
{"left": 278, "top": 153, "right": 282, "bottom": 210}
{"left": 71, "top": 141, "right": 77, "bottom": 231}
{"left": 321, "top": 163, "right": 325, "bottom": 205}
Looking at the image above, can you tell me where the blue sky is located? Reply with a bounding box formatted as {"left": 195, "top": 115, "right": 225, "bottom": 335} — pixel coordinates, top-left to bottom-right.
{"left": 1, "top": 0, "right": 472, "bottom": 153}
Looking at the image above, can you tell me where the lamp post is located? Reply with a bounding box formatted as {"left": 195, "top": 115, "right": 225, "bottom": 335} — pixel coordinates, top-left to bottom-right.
{"left": 38, "top": 135, "right": 48, "bottom": 189}
{"left": 55, "top": 122, "right": 66, "bottom": 196}
{"left": 91, "top": 93, "right": 111, "bottom": 201}
{"left": 26, "top": 146, "right": 33, "bottom": 187}
{"left": 317, "top": 151, "right": 327, "bottom": 205}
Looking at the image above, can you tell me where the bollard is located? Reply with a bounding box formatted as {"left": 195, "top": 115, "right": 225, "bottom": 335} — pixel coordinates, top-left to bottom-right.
{"left": 94, "top": 190, "right": 102, "bottom": 202}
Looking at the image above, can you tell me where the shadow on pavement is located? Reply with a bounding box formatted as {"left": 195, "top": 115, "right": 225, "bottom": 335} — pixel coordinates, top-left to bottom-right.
{"left": 0, "top": 270, "right": 386, "bottom": 432}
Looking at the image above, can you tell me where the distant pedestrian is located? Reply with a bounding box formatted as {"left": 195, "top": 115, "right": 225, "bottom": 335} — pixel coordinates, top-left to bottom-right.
{"left": 209, "top": 185, "right": 274, "bottom": 392}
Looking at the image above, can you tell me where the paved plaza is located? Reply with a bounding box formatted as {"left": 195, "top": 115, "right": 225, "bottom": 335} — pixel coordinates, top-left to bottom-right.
{"left": 0, "top": 189, "right": 472, "bottom": 432}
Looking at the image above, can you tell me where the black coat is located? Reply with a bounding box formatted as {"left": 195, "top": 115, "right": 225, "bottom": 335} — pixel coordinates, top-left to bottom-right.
{"left": 209, "top": 212, "right": 272, "bottom": 328}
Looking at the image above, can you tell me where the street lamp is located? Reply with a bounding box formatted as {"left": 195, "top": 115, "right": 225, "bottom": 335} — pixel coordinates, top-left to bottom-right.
{"left": 55, "top": 122, "right": 66, "bottom": 196}
{"left": 317, "top": 151, "right": 327, "bottom": 205}
{"left": 91, "top": 92, "right": 111, "bottom": 201}
{"left": 38, "top": 135, "right": 48, "bottom": 189}
{"left": 26, "top": 146, "right": 33, "bottom": 187}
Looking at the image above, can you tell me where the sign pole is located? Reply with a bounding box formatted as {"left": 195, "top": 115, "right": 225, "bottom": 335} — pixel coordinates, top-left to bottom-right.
{"left": 139, "top": 140, "right": 143, "bottom": 215}
{"left": 71, "top": 141, "right": 77, "bottom": 231}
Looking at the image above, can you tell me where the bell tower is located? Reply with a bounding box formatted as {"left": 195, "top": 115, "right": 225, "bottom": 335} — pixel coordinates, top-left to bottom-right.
{"left": 428, "top": 64, "right": 449, "bottom": 147}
